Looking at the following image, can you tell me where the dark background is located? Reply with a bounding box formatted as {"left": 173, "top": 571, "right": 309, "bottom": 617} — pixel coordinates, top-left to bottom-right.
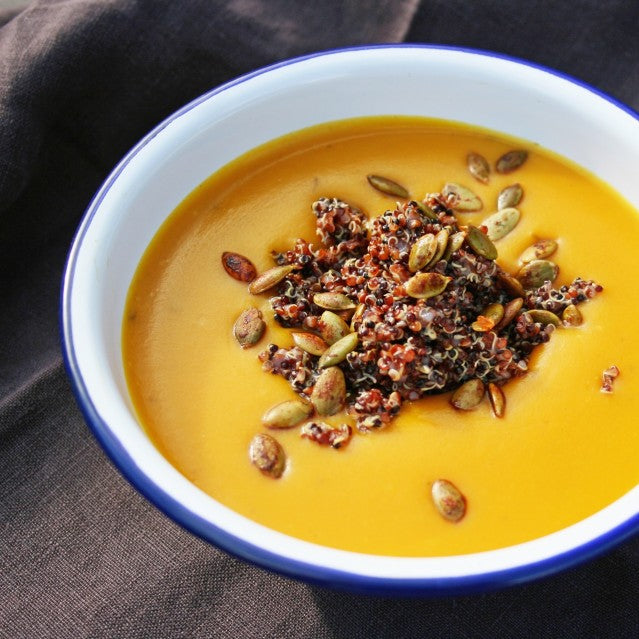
{"left": 1, "top": 1, "right": 638, "bottom": 637}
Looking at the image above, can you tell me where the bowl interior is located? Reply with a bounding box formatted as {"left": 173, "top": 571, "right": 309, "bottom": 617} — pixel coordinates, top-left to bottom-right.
{"left": 62, "top": 46, "right": 639, "bottom": 592}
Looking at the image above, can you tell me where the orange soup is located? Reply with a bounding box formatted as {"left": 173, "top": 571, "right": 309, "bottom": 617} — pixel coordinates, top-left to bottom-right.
{"left": 123, "top": 117, "right": 639, "bottom": 556}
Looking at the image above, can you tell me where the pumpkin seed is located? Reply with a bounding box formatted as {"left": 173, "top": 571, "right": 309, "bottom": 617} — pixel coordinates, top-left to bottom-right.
{"left": 487, "top": 383, "right": 506, "bottom": 418}
{"left": 248, "top": 265, "right": 295, "bottom": 294}
{"left": 408, "top": 233, "right": 438, "bottom": 272}
{"left": 496, "top": 149, "right": 528, "bottom": 173}
{"left": 350, "top": 303, "right": 365, "bottom": 332}
{"left": 527, "top": 309, "right": 561, "bottom": 326}
{"left": 431, "top": 479, "right": 466, "bottom": 522}
{"left": 417, "top": 201, "right": 440, "bottom": 221}
{"left": 426, "top": 228, "right": 451, "bottom": 269}
{"left": 292, "top": 332, "right": 328, "bottom": 356}
{"left": 443, "top": 182, "right": 482, "bottom": 212}
{"left": 519, "top": 238, "right": 558, "bottom": 264}
{"left": 494, "top": 297, "right": 523, "bottom": 331}
{"left": 405, "top": 272, "right": 452, "bottom": 299}
{"left": 367, "top": 174, "right": 409, "bottom": 198}
{"left": 318, "top": 332, "right": 358, "bottom": 368}
{"left": 482, "top": 207, "right": 520, "bottom": 241}
{"left": 249, "top": 433, "right": 286, "bottom": 478}
{"left": 313, "top": 292, "right": 356, "bottom": 311}
{"left": 466, "top": 225, "right": 498, "bottom": 260}
{"left": 233, "top": 308, "right": 265, "bottom": 349}
{"left": 442, "top": 230, "right": 466, "bottom": 262}
{"left": 317, "top": 310, "right": 350, "bottom": 345}
{"left": 311, "top": 366, "right": 346, "bottom": 416}
{"left": 222, "top": 251, "right": 257, "bottom": 282}
{"left": 262, "top": 400, "right": 314, "bottom": 429}
{"left": 496, "top": 272, "right": 525, "bottom": 297}
{"left": 517, "top": 260, "right": 559, "bottom": 289}
{"left": 300, "top": 421, "right": 352, "bottom": 448}
{"left": 497, "top": 183, "right": 523, "bottom": 210}
{"left": 562, "top": 304, "right": 583, "bottom": 327}
{"left": 467, "top": 151, "right": 490, "bottom": 184}
{"left": 450, "top": 378, "right": 485, "bottom": 410}
{"left": 472, "top": 302, "right": 504, "bottom": 332}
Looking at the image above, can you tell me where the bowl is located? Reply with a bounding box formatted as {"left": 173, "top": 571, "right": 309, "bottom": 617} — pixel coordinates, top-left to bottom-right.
{"left": 61, "top": 45, "right": 639, "bottom": 594}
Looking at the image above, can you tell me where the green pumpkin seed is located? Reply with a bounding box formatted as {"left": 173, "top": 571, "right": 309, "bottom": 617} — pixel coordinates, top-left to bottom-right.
{"left": 426, "top": 228, "right": 450, "bottom": 269}
{"left": 519, "top": 238, "right": 558, "bottom": 264}
{"left": 496, "top": 149, "right": 528, "bottom": 173}
{"left": 222, "top": 251, "right": 257, "bottom": 282}
{"left": 405, "top": 272, "right": 452, "bottom": 299}
{"left": 497, "top": 183, "right": 523, "bottom": 210}
{"left": 431, "top": 479, "right": 467, "bottom": 522}
{"left": 367, "top": 174, "right": 409, "bottom": 198}
{"left": 233, "top": 308, "right": 265, "bottom": 349}
{"left": 527, "top": 309, "right": 561, "bottom": 326}
{"left": 408, "top": 233, "right": 438, "bottom": 273}
{"left": 450, "top": 378, "right": 485, "bottom": 410}
{"left": 467, "top": 151, "right": 490, "bottom": 184}
{"left": 291, "top": 332, "right": 328, "bottom": 356}
{"left": 494, "top": 297, "right": 523, "bottom": 331}
{"left": 311, "top": 366, "right": 346, "bottom": 416}
{"left": 466, "top": 225, "right": 498, "bottom": 260}
{"left": 442, "top": 230, "right": 467, "bottom": 262}
{"left": 318, "top": 332, "right": 358, "bottom": 368}
{"left": 262, "top": 400, "right": 314, "bottom": 429}
{"left": 317, "top": 310, "right": 350, "bottom": 345}
{"left": 417, "top": 201, "right": 440, "bottom": 221}
{"left": 249, "top": 433, "right": 286, "bottom": 478}
{"left": 487, "top": 382, "right": 506, "bottom": 418}
{"left": 313, "top": 292, "right": 356, "bottom": 311}
{"left": 496, "top": 272, "right": 525, "bottom": 297}
{"left": 474, "top": 302, "right": 505, "bottom": 332}
{"left": 443, "top": 182, "right": 483, "bottom": 212}
{"left": 562, "top": 304, "right": 583, "bottom": 327}
{"left": 248, "top": 265, "right": 295, "bottom": 294}
{"left": 517, "top": 260, "right": 559, "bottom": 289}
{"left": 482, "top": 207, "right": 520, "bottom": 241}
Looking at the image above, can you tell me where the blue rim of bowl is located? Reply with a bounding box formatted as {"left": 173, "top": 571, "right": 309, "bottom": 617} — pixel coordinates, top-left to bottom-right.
{"left": 60, "top": 43, "right": 639, "bottom": 595}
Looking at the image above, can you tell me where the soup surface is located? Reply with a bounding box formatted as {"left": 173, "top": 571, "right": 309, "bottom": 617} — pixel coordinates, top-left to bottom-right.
{"left": 123, "top": 117, "right": 639, "bottom": 556}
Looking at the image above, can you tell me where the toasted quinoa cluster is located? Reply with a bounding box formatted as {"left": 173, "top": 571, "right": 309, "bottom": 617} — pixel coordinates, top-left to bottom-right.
{"left": 259, "top": 196, "right": 601, "bottom": 431}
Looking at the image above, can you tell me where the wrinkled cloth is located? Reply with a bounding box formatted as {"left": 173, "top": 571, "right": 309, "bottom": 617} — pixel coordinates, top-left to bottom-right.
{"left": 1, "top": 1, "right": 639, "bottom": 637}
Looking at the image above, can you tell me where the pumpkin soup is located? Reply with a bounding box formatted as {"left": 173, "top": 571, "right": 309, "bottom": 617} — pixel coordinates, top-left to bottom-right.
{"left": 123, "top": 117, "right": 639, "bottom": 556}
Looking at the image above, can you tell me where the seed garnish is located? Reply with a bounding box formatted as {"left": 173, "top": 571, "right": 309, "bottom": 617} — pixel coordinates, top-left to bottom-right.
{"left": 497, "top": 183, "right": 523, "bottom": 210}
{"left": 222, "top": 251, "right": 257, "bottom": 282}
{"left": 233, "top": 308, "right": 266, "bottom": 348}
{"left": 601, "top": 365, "right": 620, "bottom": 393}
{"left": 431, "top": 479, "right": 466, "bottom": 522}
{"left": 249, "top": 433, "right": 286, "bottom": 478}
{"left": 367, "top": 174, "right": 409, "bottom": 198}
{"left": 496, "top": 149, "right": 528, "bottom": 173}
{"left": 467, "top": 152, "right": 490, "bottom": 184}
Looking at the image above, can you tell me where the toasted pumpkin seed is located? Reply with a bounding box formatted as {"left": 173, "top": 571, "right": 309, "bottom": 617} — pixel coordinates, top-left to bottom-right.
{"left": 527, "top": 309, "right": 561, "bottom": 326}
{"left": 487, "top": 383, "right": 506, "bottom": 418}
{"left": 467, "top": 151, "right": 490, "bottom": 184}
{"left": 482, "top": 207, "right": 520, "bottom": 241}
{"left": 466, "top": 225, "right": 498, "bottom": 260}
{"left": 562, "top": 304, "right": 583, "bottom": 327}
{"left": 262, "top": 400, "right": 314, "bottom": 429}
{"left": 222, "top": 251, "right": 257, "bottom": 282}
{"left": 317, "top": 310, "right": 350, "bottom": 345}
{"left": 233, "top": 308, "right": 265, "bottom": 349}
{"left": 442, "top": 230, "right": 466, "bottom": 262}
{"left": 494, "top": 297, "right": 523, "bottom": 331}
{"left": 249, "top": 433, "right": 285, "bottom": 478}
{"left": 497, "top": 183, "right": 523, "bottom": 210}
{"left": 426, "top": 228, "right": 450, "bottom": 269}
{"left": 431, "top": 479, "right": 466, "bottom": 522}
{"left": 318, "top": 332, "right": 358, "bottom": 368}
{"left": 478, "top": 302, "right": 504, "bottom": 330}
{"left": 405, "top": 272, "right": 451, "bottom": 299}
{"left": 313, "top": 292, "right": 356, "bottom": 311}
{"left": 408, "top": 233, "right": 438, "bottom": 272}
{"left": 450, "top": 378, "right": 485, "bottom": 410}
{"left": 496, "top": 149, "right": 528, "bottom": 173}
{"left": 517, "top": 260, "right": 559, "bottom": 289}
{"left": 248, "top": 265, "right": 295, "bottom": 294}
{"left": 292, "top": 332, "right": 328, "bottom": 356}
{"left": 417, "top": 201, "right": 440, "bottom": 221}
{"left": 350, "top": 303, "right": 365, "bottom": 332}
{"left": 496, "top": 272, "right": 525, "bottom": 297}
{"left": 311, "top": 366, "right": 346, "bottom": 416}
{"left": 519, "top": 238, "right": 558, "bottom": 264}
{"left": 443, "top": 182, "right": 483, "bottom": 212}
{"left": 367, "top": 174, "right": 409, "bottom": 198}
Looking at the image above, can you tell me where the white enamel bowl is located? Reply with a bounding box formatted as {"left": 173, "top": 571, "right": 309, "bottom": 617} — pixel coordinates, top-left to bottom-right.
{"left": 61, "top": 45, "right": 639, "bottom": 594}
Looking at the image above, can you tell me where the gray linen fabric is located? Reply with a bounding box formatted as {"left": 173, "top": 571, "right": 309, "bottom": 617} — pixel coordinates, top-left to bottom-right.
{"left": 1, "top": 1, "right": 639, "bottom": 637}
